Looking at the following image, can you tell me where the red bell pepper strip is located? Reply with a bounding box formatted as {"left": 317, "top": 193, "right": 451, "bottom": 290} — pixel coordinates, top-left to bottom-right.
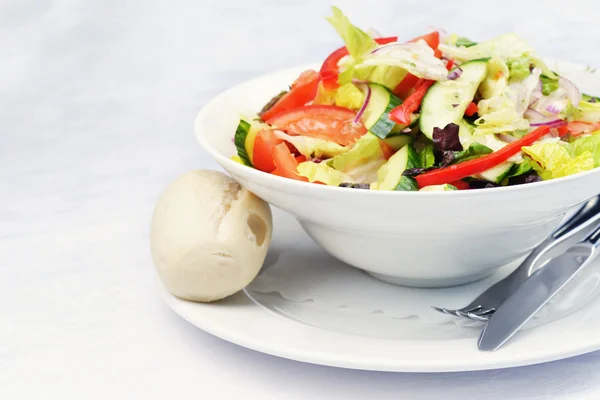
{"left": 260, "top": 70, "right": 320, "bottom": 121}
{"left": 393, "top": 73, "right": 419, "bottom": 98}
{"left": 415, "top": 126, "right": 551, "bottom": 187}
{"left": 449, "top": 180, "right": 471, "bottom": 190}
{"left": 388, "top": 79, "right": 435, "bottom": 125}
{"left": 319, "top": 37, "right": 398, "bottom": 91}
{"left": 464, "top": 102, "right": 478, "bottom": 117}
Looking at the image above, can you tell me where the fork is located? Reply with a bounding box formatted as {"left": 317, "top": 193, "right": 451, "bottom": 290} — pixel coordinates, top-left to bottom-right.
{"left": 432, "top": 194, "right": 600, "bottom": 322}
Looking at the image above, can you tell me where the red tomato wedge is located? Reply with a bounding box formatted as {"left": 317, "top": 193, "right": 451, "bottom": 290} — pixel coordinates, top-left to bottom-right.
{"left": 272, "top": 143, "right": 308, "bottom": 182}
{"left": 415, "top": 126, "right": 551, "bottom": 188}
{"left": 260, "top": 70, "right": 320, "bottom": 121}
{"left": 264, "top": 105, "right": 366, "bottom": 146}
{"left": 566, "top": 121, "right": 600, "bottom": 136}
{"left": 319, "top": 36, "right": 398, "bottom": 91}
{"left": 408, "top": 31, "right": 440, "bottom": 57}
{"left": 253, "top": 129, "right": 283, "bottom": 173}
{"left": 380, "top": 140, "right": 396, "bottom": 160}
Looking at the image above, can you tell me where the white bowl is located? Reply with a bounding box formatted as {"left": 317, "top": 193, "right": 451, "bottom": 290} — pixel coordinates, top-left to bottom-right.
{"left": 195, "top": 60, "right": 600, "bottom": 287}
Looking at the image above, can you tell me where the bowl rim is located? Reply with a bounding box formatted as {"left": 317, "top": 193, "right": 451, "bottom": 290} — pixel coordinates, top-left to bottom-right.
{"left": 195, "top": 59, "right": 600, "bottom": 198}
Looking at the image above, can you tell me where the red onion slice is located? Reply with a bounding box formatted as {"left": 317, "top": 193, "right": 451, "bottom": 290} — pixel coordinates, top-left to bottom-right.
{"left": 559, "top": 76, "right": 581, "bottom": 107}
{"left": 447, "top": 67, "right": 463, "bottom": 80}
{"left": 353, "top": 84, "right": 372, "bottom": 124}
{"left": 530, "top": 119, "right": 567, "bottom": 128}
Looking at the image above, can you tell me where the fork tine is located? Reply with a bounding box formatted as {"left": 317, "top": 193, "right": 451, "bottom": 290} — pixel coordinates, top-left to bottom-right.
{"left": 465, "top": 312, "right": 491, "bottom": 322}
{"left": 470, "top": 308, "right": 496, "bottom": 317}
{"left": 431, "top": 305, "right": 483, "bottom": 317}
{"left": 458, "top": 305, "right": 483, "bottom": 314}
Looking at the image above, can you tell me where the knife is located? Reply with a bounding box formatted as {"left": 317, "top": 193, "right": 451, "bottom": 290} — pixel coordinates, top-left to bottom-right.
{"left": 478, "top": 223, "right": 600, "bottom": 351}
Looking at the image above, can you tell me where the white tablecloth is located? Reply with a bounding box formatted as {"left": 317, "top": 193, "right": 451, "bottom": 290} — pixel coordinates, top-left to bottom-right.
{"left": 3, "top": 0, "right": 600, "bottom": 398}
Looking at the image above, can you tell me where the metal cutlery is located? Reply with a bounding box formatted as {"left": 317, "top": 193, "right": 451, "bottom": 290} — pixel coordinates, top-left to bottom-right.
{"left": 432, "top": 195, "right": 600, "bottom": 322}
{"left": 478, "top": 222, "right": 600, "bottom": 351}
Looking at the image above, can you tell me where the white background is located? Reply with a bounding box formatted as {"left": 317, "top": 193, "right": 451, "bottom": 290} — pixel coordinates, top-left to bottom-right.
{"left": 3, "top": 0, "right": 600, "bottom": 398}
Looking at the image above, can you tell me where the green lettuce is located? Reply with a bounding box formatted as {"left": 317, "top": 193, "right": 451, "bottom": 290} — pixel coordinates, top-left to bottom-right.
{"left": 540, "top": 74, "right": 559, "bottom": 96}
{"left": 438, "top": 33, "right": 557, "bottom": 79}
{"left": 418, "top": 143, "right": 436, "bottom": 169}
{"left": 474, "top": 57, "right": 528, "bottom": 136}
{"left": 573, "top": 100, "right": 600, "bottom": 123}
{"left": 351, "top": 65, "right": 408, "bottom": 90}
{"left": 326, "top": 6, "right": 376, "bottom": 59}
{"left": 297, "top": 161, "right": 351, "bottom": 186}
{"left": 455, "top": 37, "right": 478, "bottom": 48}
{"left": 334, "top": 82, "right": 366, "bottom": 110}
{"left": 329, "top": 133, "right": 385, "bottom": 182}
{"left": 273, "top": 131, "right": 349, "bottom": 158}
{"left": 522, "top": 141, "right": 594, "bottom": 180}
{"left": 506, "top": 56, "right": 531, "bottom": 80}
{"left": 570, "top": 134, "right": 600, "bottom": 167}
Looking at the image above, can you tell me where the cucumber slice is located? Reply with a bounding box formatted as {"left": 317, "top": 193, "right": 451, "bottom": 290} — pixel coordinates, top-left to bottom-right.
{"left": 362, "top": 84, "right": 404, "bottom": 139}
{"left": 420, "top": 184, "right": 458, "bottom": 192}
{"left": 372, "top": 145, "right": 420, "bottom": 191}
{"left": 383, "top": 134, "right": 413, "bottom": 151}
{"left": 234, "top": 119, "right": 262, "bottom": 167}
{"left": 473, "top": 161, "right": 513, "bottom": 184}
{"left": 234, "top": 120, "right": 253, "bottom": 167}
{"left": 420, "top": 61, "right": 488, "bottom": 139}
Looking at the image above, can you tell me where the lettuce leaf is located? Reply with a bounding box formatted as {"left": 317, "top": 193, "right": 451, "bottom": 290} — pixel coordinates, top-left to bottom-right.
{"left": 350, "top": 65, "right": 408, "bottom": 90}
{"left": 273, "top": 131, "right": 349, "bottom": 158}
{"left": 574, "top": 100, "right": 600, "bottom": 123}
{"left": 438, "top": 33, "right": 557, "bottom": 79}
{"left": 540, "top": 74, "right": 559, "bottom": 96}
{"left": 570, "top": 134, "right": 600, "bottom": 167}
{"left": 326, "top": 6, "right": 377, "bottom": 59}
{"left": 473, "top": 57, "right": 533, "bottom": 136}
{"left": 297, "top": 161, "right": 351, "bottom": 186}
{"left": 522, "top": 142, "right": 594, "bottom": 180}
{"left": 329, "top": 133, "right": 385, "bottom": 182}
{"left": 506, "top": 56, "right": 532, "bottom": 80}
{"left": 355, "top": 40, "right": 449, "bottom": 81}
{"left": 334, "top": 82, "right": 366, "bottom": 110}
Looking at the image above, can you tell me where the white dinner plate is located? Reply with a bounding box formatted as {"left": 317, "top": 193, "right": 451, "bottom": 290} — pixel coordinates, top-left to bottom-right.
{"left": 160, "top": 207, "right": 600, "bottom": 372}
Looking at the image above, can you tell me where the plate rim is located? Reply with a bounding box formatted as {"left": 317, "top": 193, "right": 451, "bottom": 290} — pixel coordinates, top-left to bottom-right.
{"left": 159, "top": 277, "right": 600, "bottom": 373}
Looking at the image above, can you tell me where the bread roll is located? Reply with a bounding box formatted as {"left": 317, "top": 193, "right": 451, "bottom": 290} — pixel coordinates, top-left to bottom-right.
{"left": 151, "top": 170, "right": 272, "bottom": 302}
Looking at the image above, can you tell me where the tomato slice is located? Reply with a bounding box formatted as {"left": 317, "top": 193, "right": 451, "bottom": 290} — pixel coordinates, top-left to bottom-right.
{"left": 319, "top": 36, "right": 398, "bottom": 91}
{"left": 272, "top": 143, "right": 308, "bottom": 182}
{"left": 566, "top": 121, "right": 600, "bottom": 136}
{"left": 415, "top": 126, "right": 551, "bottom": 187}
{"left": 253, "top": 129, "right": 283, "bottom": 172}
{"left": 260, "top": 70, "right": 320, "bottom": 121}
{"left": 264, "top": 105, "right": 366, "bottom": 146}
{"left": 380, "top": 140, "right": 396, "bottom": 160}
{"left": 408, "top": 31, "right": 440, "bottom": 50}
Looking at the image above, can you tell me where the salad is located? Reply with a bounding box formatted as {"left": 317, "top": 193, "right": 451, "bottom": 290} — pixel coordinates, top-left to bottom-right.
{"left": 232, "top": 7, "right": 600, "bottom": 191}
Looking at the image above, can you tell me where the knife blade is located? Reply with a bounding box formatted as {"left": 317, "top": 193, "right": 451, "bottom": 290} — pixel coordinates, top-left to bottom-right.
{"left": 478, "top": 243, "right": 596, "bottom": 352}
